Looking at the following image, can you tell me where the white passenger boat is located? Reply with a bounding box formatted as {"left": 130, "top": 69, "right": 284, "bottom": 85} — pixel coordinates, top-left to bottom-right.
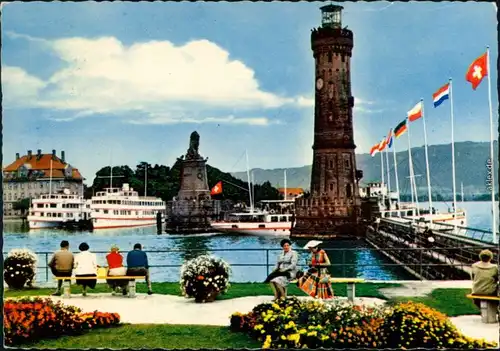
{"left": 90, "top": 183, "right": 166, "bottom": 229}
{"left": 210, "top": 200, "right": 295, "bottom": 236}
{"left": 27, "top": 188, "right": 91, "bottom": 229}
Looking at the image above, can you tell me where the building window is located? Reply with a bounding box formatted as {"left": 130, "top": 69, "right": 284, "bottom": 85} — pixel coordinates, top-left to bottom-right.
{"left": 328, "top": 52, "right": 332, "bottom": 63}
{"left": 346, "top": 184, "right": 352, "bottom": 198}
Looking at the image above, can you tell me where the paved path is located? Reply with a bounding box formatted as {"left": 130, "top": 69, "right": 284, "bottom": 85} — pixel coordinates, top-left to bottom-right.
{"left": 376, "top": 280, "right": 472, "bottom": 298}
{"left": 44, "top": 292, "right": 498, "bottom": 345}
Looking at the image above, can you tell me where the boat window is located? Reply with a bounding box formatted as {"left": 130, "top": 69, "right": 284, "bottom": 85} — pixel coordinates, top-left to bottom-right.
{"left": 50, "top": 204, "right": 56, "bottom": 208}
{"left": 104, "top": 210, "right": 108, "bottom": 214}
{"left": 231, "top": 225, "right": 238, "bottom": 229}
{"left": 280, "top": 216, "right": 287, "bottom": 222}
{"left": 271, "top": 216, "right": 278, "bottom": 222}
{"left": 258, "top": 224, "right": 266, "bottom": 228}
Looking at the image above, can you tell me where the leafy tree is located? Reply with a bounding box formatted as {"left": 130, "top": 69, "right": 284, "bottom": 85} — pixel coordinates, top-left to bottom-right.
{"left": 85, "top": 157, "right": 282, "bottom": 204}
{"left": 13, "top": 198, "right": 30, "bottom": 215}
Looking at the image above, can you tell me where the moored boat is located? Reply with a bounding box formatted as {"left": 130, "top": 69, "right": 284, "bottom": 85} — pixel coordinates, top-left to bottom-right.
{"left": 210, "top": 200, "right": 295, "bottom": 236}
{"left": 90, "top": 183, "right": 166, "bottom": 229}
{"left": 27, "top": 188, "right": 91, "bottom": 229}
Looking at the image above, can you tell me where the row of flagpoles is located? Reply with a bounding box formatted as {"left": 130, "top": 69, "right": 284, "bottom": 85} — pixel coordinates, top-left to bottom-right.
{"left": 369, "top": 47, "right": 496, "bottom": 243}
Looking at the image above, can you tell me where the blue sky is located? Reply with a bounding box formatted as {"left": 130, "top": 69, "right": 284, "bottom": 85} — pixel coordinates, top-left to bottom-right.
{"left": 2, "top": 1, "right": 498, "bottom": 183}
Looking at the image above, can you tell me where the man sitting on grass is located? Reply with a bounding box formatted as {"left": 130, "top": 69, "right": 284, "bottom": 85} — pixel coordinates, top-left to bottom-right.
{"left": 126, "top": 243, "right": 153, "bottom": 295}
{"left": 48, "top": 240, "right": 74, "bottom": 296}
{"left": 470, "top": 249, "right": 499, "bottom": 309}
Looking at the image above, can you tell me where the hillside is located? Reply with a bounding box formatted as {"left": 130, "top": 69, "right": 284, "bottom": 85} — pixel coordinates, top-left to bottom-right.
{"left": 231, "top": 141, "right": 499, "bottom": 197}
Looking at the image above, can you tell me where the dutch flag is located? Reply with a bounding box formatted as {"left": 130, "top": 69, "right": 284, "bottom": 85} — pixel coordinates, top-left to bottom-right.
{"left": 432, "top": 83, "right": 450, "bottom": 108}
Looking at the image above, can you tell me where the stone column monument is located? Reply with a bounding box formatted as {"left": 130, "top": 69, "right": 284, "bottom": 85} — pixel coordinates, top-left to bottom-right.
{"left": 165, "top": 131, "right": 220, "bottom": 234}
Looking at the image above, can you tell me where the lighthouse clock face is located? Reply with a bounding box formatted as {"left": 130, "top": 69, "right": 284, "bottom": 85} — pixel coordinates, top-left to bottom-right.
{"left": 316, "top": 78, "right": 324, "bottom": 90}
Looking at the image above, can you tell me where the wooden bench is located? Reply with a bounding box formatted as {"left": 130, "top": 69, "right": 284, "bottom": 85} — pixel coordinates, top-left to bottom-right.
{"left": 290, "top": 277, "right": 365, "bottom": 302}
{"left": 466, "top": 294, "right": 500, "bottom": 324}
{"left": 55, "top": 276, "right": 146, "bottom": 298}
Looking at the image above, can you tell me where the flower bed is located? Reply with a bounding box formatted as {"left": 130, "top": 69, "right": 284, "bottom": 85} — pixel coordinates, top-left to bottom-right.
{"left": 4, "top": 297, "right": 120, "bottom": 346}
{"left": 4, "top": 248, "right": 38, "bottom": 289}
{"left": 230, "top": 298, "right": 497, "bottom": 349}
{"left": 180, "top": 255, "right": 231, "bottom": 303}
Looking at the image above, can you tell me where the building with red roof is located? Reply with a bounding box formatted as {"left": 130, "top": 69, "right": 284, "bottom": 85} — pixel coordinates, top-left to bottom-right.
{"left": 3, "top": 149, "right": 85, "bottom": 217}
{"left": 278, "top": 187, "right": 304, "bottom": 200}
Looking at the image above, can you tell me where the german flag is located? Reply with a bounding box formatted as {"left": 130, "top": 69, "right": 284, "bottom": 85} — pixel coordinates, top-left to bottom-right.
{"left": 394, "top": 119, "right": 407, "bottom": 138}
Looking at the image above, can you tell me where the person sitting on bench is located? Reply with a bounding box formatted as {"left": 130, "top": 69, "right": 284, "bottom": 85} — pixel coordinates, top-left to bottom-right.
{"left": 470, "top": 249, "right": 499, "bottom": 309}
{"left": 297, "top": 240, "right": 333, "bottom": 299}
{"left": 126, "top": 243, "right": 153, "bottom": 295}
{"left": 48, "top": 240, "right": 74, "bottom": 296}
{"left": 106, "top": 244, "right": 128, "bottom": 296}
{"left": 264, "top": 239, "right": 298, "bottom": 301}
{"left": 74, "top": 242, "right": 98, "bottom": 297}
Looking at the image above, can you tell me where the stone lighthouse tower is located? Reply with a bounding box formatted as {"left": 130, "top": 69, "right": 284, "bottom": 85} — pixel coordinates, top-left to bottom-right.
{"left": 291, "top": 4, "right": 363, "bottom": 239}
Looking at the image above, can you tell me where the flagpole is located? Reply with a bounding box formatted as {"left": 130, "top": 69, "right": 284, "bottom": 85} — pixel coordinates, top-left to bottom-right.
{"left": 449, "top": 78, "right": 458, "bottom": 233}
{"left": 380, "top": 149, "right": 385, "bottom": 214}
{"left": 407, "top": 119, "right": 420, "bottom": 217}
{"left": 486, "top": 46, "right": 497, "bottom": 243}
{"left": 385, "top": 146, "right": 392, "bottom": 215}
{"left": 420, "top": 99, "right": 433, "bottom": 223}
{"left": 392, "top": 142, "right": 401, "bottom": 216}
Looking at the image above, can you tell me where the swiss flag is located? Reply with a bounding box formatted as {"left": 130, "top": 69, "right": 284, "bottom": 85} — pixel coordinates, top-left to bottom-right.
{"left": 466, "top": 52, "right": 488, "bottom": 90}
{"left": 210, "top": 181, "right": 223, "bottom": 196}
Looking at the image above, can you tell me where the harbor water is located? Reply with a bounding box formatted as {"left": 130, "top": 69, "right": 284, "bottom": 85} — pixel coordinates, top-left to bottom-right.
{"left": 3, "top": 201, "right": 496, "bottom": 285}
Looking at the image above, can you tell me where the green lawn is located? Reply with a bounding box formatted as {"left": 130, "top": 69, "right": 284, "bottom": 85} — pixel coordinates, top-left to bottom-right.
{"left": 28, "top": 324, "right": 261, "bottom": 349}
{"left": 387, "top": 288, "right": 480, "bottom": 317}
{"left": 6, "top": 283, "right": 483, "bottom": 349}
{"left": 5, "top": 281, "right": 400, "bottom": 299}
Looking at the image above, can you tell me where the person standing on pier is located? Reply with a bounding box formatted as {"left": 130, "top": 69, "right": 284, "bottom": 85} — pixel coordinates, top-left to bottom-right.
{"left": 470, "top": 249, "right": 499, "bottom": 309}
{"left": 265, "top": 239, "right": 298, "bottom": 301}
{"left": 297, "top": 240, "right": 334, "bottom": 299}
{"left": 48, "top": 240, "right": 74, "bottom": 296}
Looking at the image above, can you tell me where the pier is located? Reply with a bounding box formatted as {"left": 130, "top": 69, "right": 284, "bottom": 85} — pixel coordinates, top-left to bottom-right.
{"left": 366, "top": 217, "right": 497, "bottom": 280}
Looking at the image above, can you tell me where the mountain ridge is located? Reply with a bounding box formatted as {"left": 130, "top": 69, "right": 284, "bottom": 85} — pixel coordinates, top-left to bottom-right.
{"left": 230, "top": 141, "right": 498, "bottom": 196}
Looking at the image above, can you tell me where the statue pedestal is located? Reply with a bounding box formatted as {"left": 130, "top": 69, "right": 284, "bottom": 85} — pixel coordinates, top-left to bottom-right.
{"left": 165, "top": 146, "right": 220, "bottom": 234}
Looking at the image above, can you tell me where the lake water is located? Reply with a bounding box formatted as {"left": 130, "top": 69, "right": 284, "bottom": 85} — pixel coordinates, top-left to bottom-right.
{"left": 3, "top": 201, "right": 496, "bottom": 284}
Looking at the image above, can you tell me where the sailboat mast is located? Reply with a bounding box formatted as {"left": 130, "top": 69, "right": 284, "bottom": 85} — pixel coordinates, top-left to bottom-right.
{"left": 284, "top": 170, "right": 287, "bottom": 201}
{"left": 49, "top": 159, "right": 53, "bottom": 196}
{"left": 245, "top": 150, "right": 254, "bottom": 213}
{"left": 461, "top": 182, "right": 464, "bottom": 206}
{"left": 145, "top": 162, "right": 148, "bottom": 197}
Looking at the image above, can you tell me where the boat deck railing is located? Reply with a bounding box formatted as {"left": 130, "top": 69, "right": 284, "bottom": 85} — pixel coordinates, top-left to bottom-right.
{"left": 7, "top": 245, "right": 497, "bottom": 284}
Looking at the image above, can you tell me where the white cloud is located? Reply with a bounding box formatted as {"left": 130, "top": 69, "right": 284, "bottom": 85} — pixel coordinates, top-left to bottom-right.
{"left": 128, "top": 114, "right": 276, "bottom": 126}
{"left": 4, "top": 33, "right": 309, "bottom": 125}
{"left": 1, "top": 66, "right": 46, "bottom": 107}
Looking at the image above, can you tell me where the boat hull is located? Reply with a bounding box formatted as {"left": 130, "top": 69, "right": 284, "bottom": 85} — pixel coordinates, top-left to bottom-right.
{"left": 28, "top": 219, "right": 63, "bottom": 229}
{"left": 211, "top": 222, "right": 291, "bottom": 236}
{"left": 92, "top": 218, "right": 157, "bottom": 230}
